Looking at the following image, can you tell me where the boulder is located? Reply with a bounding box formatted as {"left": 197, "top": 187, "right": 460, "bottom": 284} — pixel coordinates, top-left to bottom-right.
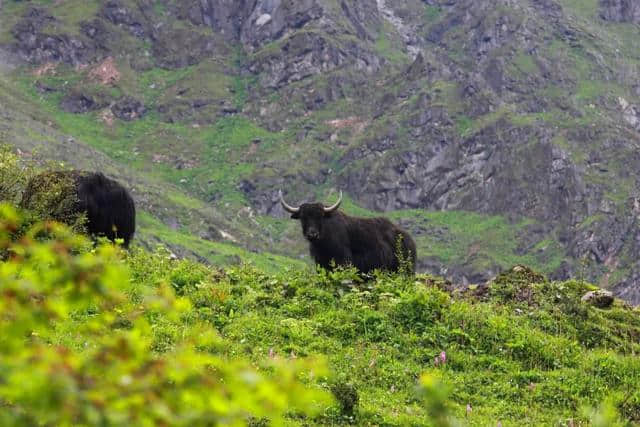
{"left": 60, "top": 93, "right": 101, "bottom": 113}
{"left": 112, "top": 97, "right": 146, "bottom": 121}
{"left": 581, "top": 290, "right": 615, "bottom": 308}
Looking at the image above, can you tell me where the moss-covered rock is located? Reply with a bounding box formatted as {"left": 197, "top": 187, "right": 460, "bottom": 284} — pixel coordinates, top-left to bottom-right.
{"left": 582, "top": 289, "right": 615, "bottom": 308}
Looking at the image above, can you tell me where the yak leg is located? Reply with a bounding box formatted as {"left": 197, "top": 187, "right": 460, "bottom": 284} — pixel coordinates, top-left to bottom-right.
{"left": 327, "top": 247, "right": 353, "bottom": 270}
{"left": 311, "top": 245, "right": 353, "bottom": 271}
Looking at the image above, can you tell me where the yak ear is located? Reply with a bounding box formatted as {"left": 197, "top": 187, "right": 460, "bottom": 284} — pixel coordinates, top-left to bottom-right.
{"left": 291, "top": 212, "right": 300, "bottom": 219}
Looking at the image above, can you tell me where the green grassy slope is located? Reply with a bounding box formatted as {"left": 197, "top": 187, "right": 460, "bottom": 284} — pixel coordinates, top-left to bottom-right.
{"left": 3, "top": 202, "right": 639, "bottom": 425}
{"left": 0, "top": 70, "right": 304, "bottom": 268}
{"left": 55, "top": 237, "right": 640, "bottom": 425}
{"left": 1, "top": 59, "right": 563, "bottom": 280}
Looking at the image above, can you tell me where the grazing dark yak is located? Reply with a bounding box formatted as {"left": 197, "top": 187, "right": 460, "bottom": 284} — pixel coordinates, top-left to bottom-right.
{"left": 20, "top": 171, "right": 136, "bottom": 247}
{"left": 280, "top": 190, "right": 417, "bottom": 274}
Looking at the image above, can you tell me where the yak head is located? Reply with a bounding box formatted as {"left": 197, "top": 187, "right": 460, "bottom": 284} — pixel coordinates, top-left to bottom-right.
{"left": 279, "top": 190, "right": 342, "bottom": 242}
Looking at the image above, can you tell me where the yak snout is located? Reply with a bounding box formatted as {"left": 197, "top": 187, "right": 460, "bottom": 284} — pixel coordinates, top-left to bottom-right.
{"left": 304, "top": 228, "right": 320, "bottom": 241}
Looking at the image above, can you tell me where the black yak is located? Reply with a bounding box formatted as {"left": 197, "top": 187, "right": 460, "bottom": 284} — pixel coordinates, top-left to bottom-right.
{"left": 280, "top": 190, "right": 416, "bottom": 274}
{"left": 20, "top": 171, "right": 136, "bottom": 247}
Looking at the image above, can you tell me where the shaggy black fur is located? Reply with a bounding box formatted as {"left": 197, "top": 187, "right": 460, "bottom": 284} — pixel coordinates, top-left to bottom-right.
{"left": 20, "top": 171, "right": 136, "bottom": 247}
{"left": 290, "top": 203, "right": 417, "bottom": 274}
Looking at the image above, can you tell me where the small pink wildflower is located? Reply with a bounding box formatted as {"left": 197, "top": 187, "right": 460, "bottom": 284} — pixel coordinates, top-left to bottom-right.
{"left": 466, "top": 403, "right": 472, "bottom": 416}
{"left": 439, "top": 351, "right": 447, "bottom": 364}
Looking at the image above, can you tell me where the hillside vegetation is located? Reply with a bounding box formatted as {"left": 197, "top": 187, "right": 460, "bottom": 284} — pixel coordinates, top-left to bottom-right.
{"left": 2, "top": 0, "right": 640, "bottom": 302}
{"left": 1, "top": 196, "right": 640, "bottom": 425}
{"left": 2, "top": 1, "right": 640, "bottom": 423}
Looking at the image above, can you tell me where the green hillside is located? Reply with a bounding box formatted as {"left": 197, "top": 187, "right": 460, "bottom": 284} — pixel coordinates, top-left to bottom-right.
{"left": 1, "top": 204, "right": 640, "bottom": 425}
{"left": 4, "top": 0, "right": 640, "bottom": 424}
{"left": 3, "top": 0, "right": 640, "bottom": 302}
{"left": 0, "top": 60, "right": 567, "bottom": 290}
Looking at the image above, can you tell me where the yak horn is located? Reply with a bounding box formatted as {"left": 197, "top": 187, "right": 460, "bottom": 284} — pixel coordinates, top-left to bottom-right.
{"left": 279, "top": 190, "right": 300, "bottom": 213}
{"left": 323, "top": 191, "right": 343, "bottom": 213}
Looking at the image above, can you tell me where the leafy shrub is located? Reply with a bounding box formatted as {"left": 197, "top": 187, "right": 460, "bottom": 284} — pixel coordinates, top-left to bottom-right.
{"left": 330, "top": 381, "right": 359, "bottom": 417}
{"left": 167, "top": 258, "right": 214, "bottom": 294}
{"left": 18, "top": 169, "right": 88, "bottom": 234}
{"left": 0, "top": 145, "right": 30, "bottom": 205}
{"left": 392, "top": 288, "right": 451, "bottom": 332}
{"left": 418, "top": 373, "right": 453, "bottom": 427}
{"left": 0, "top": 204, "right": 331, "bottom": 426}
{"left": 487, "top": 264, "right": 547, "bottom": 304}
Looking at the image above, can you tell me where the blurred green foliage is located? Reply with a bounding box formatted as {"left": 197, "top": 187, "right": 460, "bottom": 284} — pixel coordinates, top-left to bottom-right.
{"left": 0, "top": 204, "right": 331, "bottom": 426}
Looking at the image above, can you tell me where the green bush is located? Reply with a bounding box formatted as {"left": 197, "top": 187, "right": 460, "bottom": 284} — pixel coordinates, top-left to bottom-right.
{"left": 0, "top": 145, "right": 30, "bottom": 205}
{"left": 17, "top": 169, "right": 88, "bottom": 234}
{"left": 0, "top": 204, "right": 331, "bottom": 426}
{"left": 392, "top": 287, "right": 451, "bottom": 332}
{"left": 418, "top": 373, "right": 453, "bottom": 427}
{"left": 330, "top": 381, "right": 359, "bottom": 417}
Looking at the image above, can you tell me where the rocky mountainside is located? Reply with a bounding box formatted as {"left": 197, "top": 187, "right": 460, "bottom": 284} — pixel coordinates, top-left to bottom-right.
{"left": 2, "top": 0, "right": 640, "bottom": 303}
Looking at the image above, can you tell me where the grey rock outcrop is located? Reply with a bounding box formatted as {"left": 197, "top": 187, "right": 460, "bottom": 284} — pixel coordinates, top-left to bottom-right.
{"left": 151, "top": 27, "right": 217, "bottom": 69}
{"left": 240, "top": 0, "right": 323, "bottom": 50}
{"left": 100, "top": 0, "right": 147, "bottom": 38}
{"left": 250, "top": 32, "right": 381, "bottom": 88}
{"left": 182, "top": 0, "right": 256, "bottom": 40}
{"left": 60, "top": 93, "right": 103, "bottom": 114}
{"left": 11, "top": 8, "right": 97, "bottom": 65}
{"left": 185, "top": 0, "right": 325, "bottom": 49}
{"left": 600, "top": 0, "right": 640, "bottom": 23}
{"left": 112, "top": 97, "right": 146, "bottom": 121}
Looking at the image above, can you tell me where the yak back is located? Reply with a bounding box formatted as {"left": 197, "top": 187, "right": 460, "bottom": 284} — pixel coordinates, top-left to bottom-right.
{"left": 310, "top": 211, "right": 416, "bottom": 274}
{"left": 76, "top": 172, "right": 136, "bottom": 247}
{"left": 20, "top": 170, "right": 136, "bottom": 247}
